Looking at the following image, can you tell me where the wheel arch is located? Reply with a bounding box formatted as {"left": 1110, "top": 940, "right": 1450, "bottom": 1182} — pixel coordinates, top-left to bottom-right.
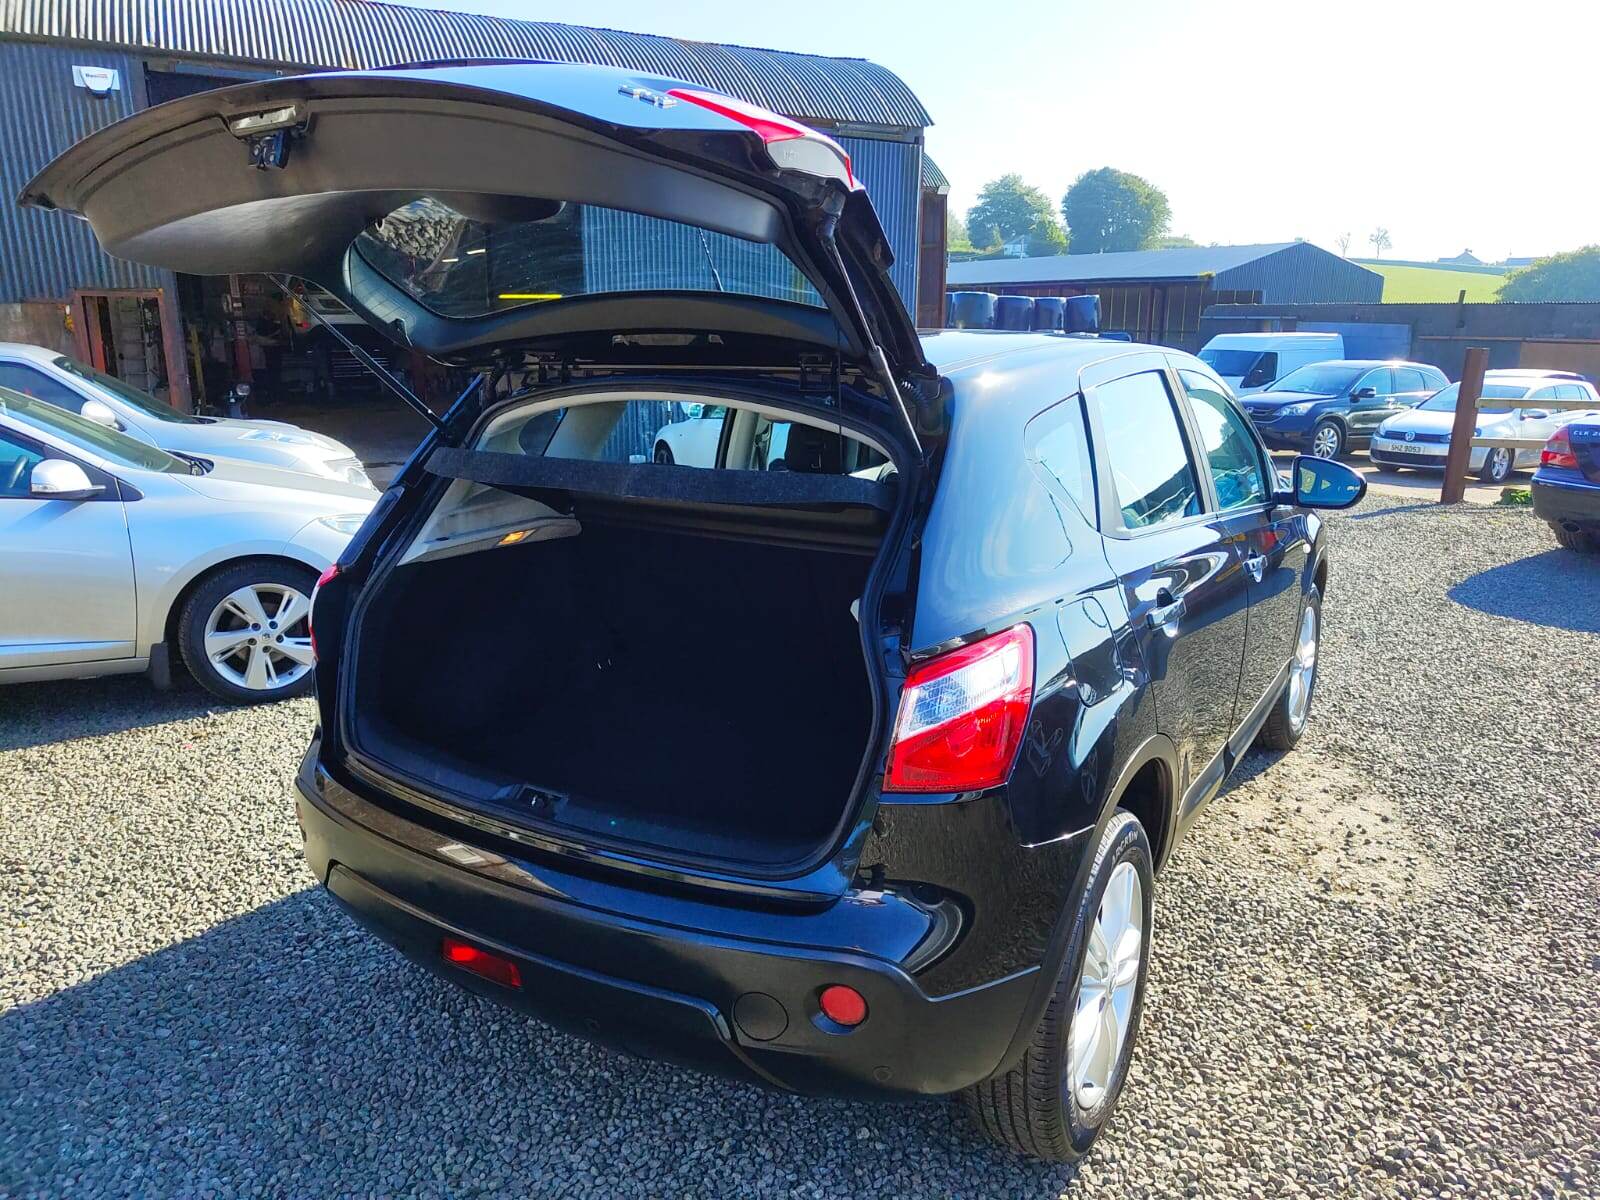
{"left": 155, "top": 550, "right": 324, "bottom": 656}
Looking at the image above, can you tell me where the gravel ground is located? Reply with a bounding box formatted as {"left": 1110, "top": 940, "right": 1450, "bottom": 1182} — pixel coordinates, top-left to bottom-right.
{"left": 2, "top": 498, "right": 1597, "bottom": 1198}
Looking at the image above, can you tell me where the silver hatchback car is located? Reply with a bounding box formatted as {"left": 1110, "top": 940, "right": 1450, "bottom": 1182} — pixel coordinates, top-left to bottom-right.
{"left": 0, "top": 387, "right": 376, "bottom": 703}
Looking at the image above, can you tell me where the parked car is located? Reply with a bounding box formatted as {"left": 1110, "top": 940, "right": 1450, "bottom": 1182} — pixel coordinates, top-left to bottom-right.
{"left": 1532, "top": 420, "right": 1600, "bottom": 552}
{"left": 1240, "top": 360, "right": 1449, "bottom": 459}
{"left": 1197, "top": 332, "right": 1344, "bottom": 395}
{"left": 0, "top": 386, "right": 376, "bottom": 702}
{"left": 650, "top": 401, "right": 728, "bottom": 465}
{"left": 1370, "top": 369, "right": 1600, "bottom": 482}
{"left": 0, "top": 342, "right": 374, "bottom": 487}
{"left": 26, "top": 60, "right": 1368, "bottom": 1162}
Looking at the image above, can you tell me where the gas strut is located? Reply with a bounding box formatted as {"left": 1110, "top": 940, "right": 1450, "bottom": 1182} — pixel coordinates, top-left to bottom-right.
{"left": 269, "top": 275, "right": 444, "bottom": 432}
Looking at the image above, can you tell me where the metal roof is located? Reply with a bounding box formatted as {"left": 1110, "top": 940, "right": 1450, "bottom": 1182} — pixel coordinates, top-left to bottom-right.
{"left": 948, "top": 243, "right": 1306, "bottom": 286}
{"left": 920, "top": 154, "right": 950, "bottom": 193}
{"left": 0, "top": 0, "right": 932, "bottom": 129}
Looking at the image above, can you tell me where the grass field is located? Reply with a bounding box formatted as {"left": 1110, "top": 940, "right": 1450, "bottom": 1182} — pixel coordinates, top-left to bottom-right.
{"left": 1365, "top": 263, "right": 1506, "bottom": 302}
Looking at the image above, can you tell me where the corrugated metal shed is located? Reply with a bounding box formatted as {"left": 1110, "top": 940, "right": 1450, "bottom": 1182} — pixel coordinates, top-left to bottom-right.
{"left": 948, "top": 243, "right": 1302, "bottom": 286}
{"left": 921, "top": 154, "right": 950, "bottom": 194}
{"left": 1215, "top": 243, "right": 1382, "bottom": 305}
{"left": 0, "top": 39, "right": 166, "bottom": 297}
{"left": 839, "top": 136, "right": 922, "bottom": 302}
{"left": 0, "top": 0, "right": 933, "bottom": 129}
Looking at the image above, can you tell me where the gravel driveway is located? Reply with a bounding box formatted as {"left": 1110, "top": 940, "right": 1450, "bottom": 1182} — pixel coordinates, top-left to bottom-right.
{"left": 3, "top": 498, "right": 1597, "bottom": 1198}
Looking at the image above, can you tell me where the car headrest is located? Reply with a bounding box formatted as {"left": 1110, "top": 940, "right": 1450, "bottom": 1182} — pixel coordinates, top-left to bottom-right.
{"left": 778, "top": 422, "right": 843, "bottom": 474}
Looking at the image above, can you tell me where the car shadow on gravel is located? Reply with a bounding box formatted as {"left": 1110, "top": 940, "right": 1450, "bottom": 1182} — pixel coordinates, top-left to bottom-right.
{"left": 1447, "top": 547, "right": 1600, "bottom": 634}
{"left": 0, "top": 674, "right": 248, "bottom": 752}
{"left": 2, "top": 889, "right": 1082, "bottom": 1197}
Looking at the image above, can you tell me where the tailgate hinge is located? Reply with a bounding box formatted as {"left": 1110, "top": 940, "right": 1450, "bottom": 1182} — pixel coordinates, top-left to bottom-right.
{"left": 528, "top": 352, "right": 571, "bottom": 387}
{"left": 797, "top": 353, "right": 841, "bottom": 405}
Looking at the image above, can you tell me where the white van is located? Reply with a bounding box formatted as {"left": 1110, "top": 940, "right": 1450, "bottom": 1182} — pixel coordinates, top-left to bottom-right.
{"left": 1198, "top": 332, "right": 1344, "bottom": 395}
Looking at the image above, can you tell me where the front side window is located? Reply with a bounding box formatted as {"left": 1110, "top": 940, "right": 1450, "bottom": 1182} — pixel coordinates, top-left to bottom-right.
{"left": 51, "top": 356, "right": 204, "bottom": 424}
{"left": 0, "top": 430, "right": 46, "bottom": 498}
{"left": 1241, "top": 352, "right": 1279, "bottom": 388}
{"left": 1199, "top": 348, "right": 1264, "bottom": 377}
{"left": 356, "top": 198, "right": 824, "bottom": 318}
{"left": 1180, "top": 371, "right": 1268, "bottom": 512}
{"left": 1093, "top": 371, "right": 1202, "bottom": 530}
{"left": 0, "top": 363, "right": 88, "bottom": 414}
{"left": 1356, "top": 369, "right": 1394, "bottom": 396}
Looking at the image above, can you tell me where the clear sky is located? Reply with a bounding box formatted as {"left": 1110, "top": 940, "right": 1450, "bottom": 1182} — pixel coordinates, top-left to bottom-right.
{"left": 388, "top": 0, "right": 1596, "bottom": 262}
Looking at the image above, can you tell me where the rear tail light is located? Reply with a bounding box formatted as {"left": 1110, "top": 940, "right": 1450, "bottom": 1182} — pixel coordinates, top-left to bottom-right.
{"left": 884, "top": 624, "right": 1035, "bottom": 794}
{"left": 441, "top": 937, "right": 523, "bottom": 989}
{"left": 666, "top": 87, "right": 854, "bottom": 186}
{"left": 1541, "top": 425, "right": 1578, "bottom": 469}
{"left": 818, "top": 984, "right": 868, "bottom": 1027}
{"left": 308, "top": 561, "right": 340, "bottom": 662}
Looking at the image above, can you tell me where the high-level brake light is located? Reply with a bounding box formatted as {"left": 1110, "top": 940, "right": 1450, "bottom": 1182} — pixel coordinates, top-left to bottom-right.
{"left": 665, "top": 87, "right": 854, "bottom": 186}
{"left": 884, "top": 624, "right": 1035, "bottom": 794}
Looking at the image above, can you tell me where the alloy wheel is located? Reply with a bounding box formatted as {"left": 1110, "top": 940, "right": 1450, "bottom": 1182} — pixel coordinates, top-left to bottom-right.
{"left": 1287, "top": 603, "right": 1318, "bottom": 729}
{"left": 1068, "top": 860, "right": 1145, "bottom": 1111}
{"left": 1312, "top": 425, "right": 1341, "bottom": 459}
{"left": 1487, "top": 448, "right": 1511, "bottom": 482}
{"left": 202, "top": 582, "right": 314, "bottom": 692}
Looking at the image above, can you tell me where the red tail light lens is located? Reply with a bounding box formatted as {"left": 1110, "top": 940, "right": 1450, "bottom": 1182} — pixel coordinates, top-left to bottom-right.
{"left": 884, "top": 624, "right": 1035, "bottom": 793}
{"left": 1541, "top": 425, "right": 1578, "bottom": 469}
{"left": 308, "top": 562, "right": 340, "bottom": 662}
{"left": 665, "top": 87, "right": 854, "bottom": 186}
{"left": 441, "top": 937, "right": 523, "bottom": 989}
{"left": 818, "top": 984, "right": 868, "bottom": 1027}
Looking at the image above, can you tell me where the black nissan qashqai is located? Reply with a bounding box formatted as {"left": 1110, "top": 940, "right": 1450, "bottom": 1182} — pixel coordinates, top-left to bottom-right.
{"left": 27, "top": 62, "right": 1366, "bottom": 1161}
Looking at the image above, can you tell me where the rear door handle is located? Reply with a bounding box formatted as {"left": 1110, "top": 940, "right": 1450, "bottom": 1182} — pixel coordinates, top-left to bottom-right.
{"left": 1150, "top": 591, "right": 1185, "bottom": 637}
{"left": 1245, "top": 553, "right": 1267, "bottom": 583}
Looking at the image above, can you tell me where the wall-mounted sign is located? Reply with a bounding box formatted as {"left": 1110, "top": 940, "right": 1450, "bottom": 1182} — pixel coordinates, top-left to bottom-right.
{"left": 72, "top": 65, "right": 122, "bottom": 95}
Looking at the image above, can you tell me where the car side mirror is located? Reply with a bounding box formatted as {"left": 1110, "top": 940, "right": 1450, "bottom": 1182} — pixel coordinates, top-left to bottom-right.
{"left": 30, "top": 458, "right": 103, "bottom": 501}
{"left": 1351, "top": 387, "right": 1377, "bottom": 400}
{"left": 675, "top": 402, "right": 705, "bottom": 421}
{"left": 1523, "top": 409, "right": 1549, "bottom": 421}
{"left": 1285, "top": 455, "right": 1365, "bottom": 510}
{"left": 79, "top": 397, "right": 123, "bottom": 430}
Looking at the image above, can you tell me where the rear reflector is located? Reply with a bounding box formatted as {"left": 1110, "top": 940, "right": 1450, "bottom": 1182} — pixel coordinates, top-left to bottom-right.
{"left": 308, "top": 561, "right": 339, "bottom": 663}
{"left": 1542, "top": 425, "right": 1578, "bottom": 469}
{"left": 818, "top": 984, "right": 868, "bottom": 1027}
{"left": 665, "top": 87, "right": 854, "bottom": 186}
{"left": 884, "top": 624, "right": 1035, "bottom": 794}
{"left": 441, "top": 937, "right": 523, "bottom": 989}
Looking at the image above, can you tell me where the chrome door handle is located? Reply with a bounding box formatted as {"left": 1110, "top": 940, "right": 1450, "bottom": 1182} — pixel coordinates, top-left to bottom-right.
{"left": 1245, "top": 553, "right": 1267, "bottom": 583}
{"left": 1150, "top": 593, "right": 1185, "bottom": 637}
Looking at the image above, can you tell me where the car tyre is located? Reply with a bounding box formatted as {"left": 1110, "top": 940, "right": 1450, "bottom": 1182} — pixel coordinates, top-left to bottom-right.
{"left": 1478, "top": 446, "right": 1513, "bottom": 483}
{"left": 1552, "top": 523, "right": 1599, "bottom": 553}
{"left": 1310, "top": 420, "right": 1345, "bottom": 460}
{"left": 653, "top": 443, "right": 675, "bottom": 465}
{"left": 962, "top": 810, "right": 1154, "bottom": 1163}
{"left": 177, "top": 559, "right": 320, "bottom": 705}
{"left": 1256, "top": 585, "right": 1321, "bottom": 751}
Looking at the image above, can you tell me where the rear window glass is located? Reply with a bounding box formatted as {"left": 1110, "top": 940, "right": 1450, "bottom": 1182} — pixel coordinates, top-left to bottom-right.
{"left": 355, "top": 198, "right": 824, "bottom": 318}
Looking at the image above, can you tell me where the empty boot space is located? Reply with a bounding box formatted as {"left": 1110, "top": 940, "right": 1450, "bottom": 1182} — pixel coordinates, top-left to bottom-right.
{"left": 353, "top": 507, "right": 876, "bottom": 866}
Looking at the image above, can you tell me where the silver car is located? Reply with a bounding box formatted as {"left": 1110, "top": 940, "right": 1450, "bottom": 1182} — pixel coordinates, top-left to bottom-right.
{"left": 0, "top": 386, "right": 376, "bottom": 703}
{"left": 0, "top": 341, "right": 373, "bottom": 487}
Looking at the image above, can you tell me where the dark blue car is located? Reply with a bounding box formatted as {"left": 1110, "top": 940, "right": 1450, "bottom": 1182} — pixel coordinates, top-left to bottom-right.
{"left": 1533, "top": 420, "right": 1600, "bottom": 552}
{"left": 25, "top": 60, "right": 1369, "bottom": 1162}
{"left": 1241, "top": 360, "right": 1448, "bottom": 459}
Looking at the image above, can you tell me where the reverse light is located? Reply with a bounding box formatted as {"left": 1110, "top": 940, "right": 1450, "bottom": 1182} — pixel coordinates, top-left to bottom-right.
{"left": 665, "top": 87, "right": 854, "bottom": 186}
{"left": 884, "top": 624, "right": 1035, "bottom": 794}
{"left": 1541, "top": 425, "right": 1579, "bottom": 469}
{"left": 308, "top": 561, "right": 340, "bottom": 662}
{"left": 440, "top": 937, "right": 523, "bottom": 989}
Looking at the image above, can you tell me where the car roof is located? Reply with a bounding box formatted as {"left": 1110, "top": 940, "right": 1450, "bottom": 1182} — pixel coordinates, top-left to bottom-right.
{"left": 1483, "top": 368, "right": 1586, "bottom": 381}
{"left": 918, "top": 329, "right": 1168, "bottom": 376}
{"left": 1206, "top": 332, "right": 1339, "bottom": 344}
{"left": 0, "top": 342, "right": 65, "bottom": 365}
{"left": 1288, "top": 359, "right": 1440, "bottom": 370}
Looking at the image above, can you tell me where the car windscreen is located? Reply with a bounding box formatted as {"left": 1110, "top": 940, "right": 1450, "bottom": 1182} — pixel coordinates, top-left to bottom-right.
{"left": 0, "top": 387, "right": 192, "bottom": 473}
{"left": 1197, "top": 349, "right": 1263, "bottom": 376}
{"left": 354, "top": 198, "right": 825, "bottom": 319}
{"left": 1418, "top": 382, "right": 1525, "bottom": 414}
{"left": 1269, "top": 365, "right": 1364, "bottom": 395}
{"left": 52, "top": 355, "right": 205, "bottom": 424}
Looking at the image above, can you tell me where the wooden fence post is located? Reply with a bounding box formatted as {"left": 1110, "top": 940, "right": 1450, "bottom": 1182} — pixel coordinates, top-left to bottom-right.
{"left": 1440, "top": 346, "right": 1489, "bottom": 504}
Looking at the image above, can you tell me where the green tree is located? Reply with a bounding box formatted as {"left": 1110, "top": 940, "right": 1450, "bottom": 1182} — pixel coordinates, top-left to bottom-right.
{"left": 1150, "top": 234, "right": 1199, "bottom": 250}
{"left": 945, "top": 211, "right": 975, "bottom": 256}
{"left": 1498, "top": 246, "right": 1600, "bottom": 301}
{"left": 965, "top": 174, "right": 1068, "bottom": 257}
{"left": 1061, "top": 168, "right": 1171, "bottom": 254}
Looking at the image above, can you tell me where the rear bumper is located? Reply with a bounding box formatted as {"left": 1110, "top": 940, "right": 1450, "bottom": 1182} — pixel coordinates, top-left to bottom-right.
{"left": 294, "top": 753, "right": 1040, "bottom": 1099}
{"left": 1533, "top": 470, "right": 1600, "bottom": 528}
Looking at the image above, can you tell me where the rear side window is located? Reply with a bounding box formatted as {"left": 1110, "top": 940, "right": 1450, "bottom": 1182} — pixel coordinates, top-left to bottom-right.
{"left": 1027, "top": 397, "right": 1094, "bottom": 518}
{"left": 1092, "top": 371, "right": 1202, "bottom": 530}
{"left": 1179, "top": 370, "right": 1268, "bottom": 511}
{"left": 0, "top": 363, "right": 86, "bottom": 413}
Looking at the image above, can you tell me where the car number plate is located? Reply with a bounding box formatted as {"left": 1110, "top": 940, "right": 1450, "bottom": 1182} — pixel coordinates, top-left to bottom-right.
{"left": 1385, "top": 441, "right": 1430, "bottom": 454}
